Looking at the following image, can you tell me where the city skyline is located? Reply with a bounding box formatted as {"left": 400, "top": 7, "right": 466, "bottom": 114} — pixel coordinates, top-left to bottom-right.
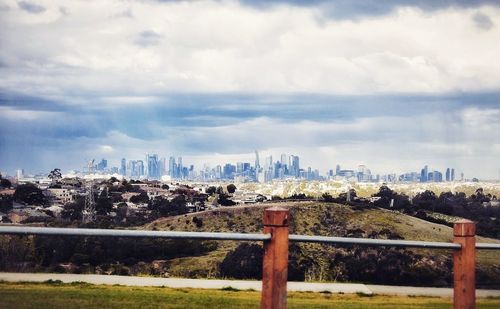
{"left": 1, "top": 1, "right": 500, "bottom": 179}
{"left": 7, "top": 150, "right": 472, "bottom": 184}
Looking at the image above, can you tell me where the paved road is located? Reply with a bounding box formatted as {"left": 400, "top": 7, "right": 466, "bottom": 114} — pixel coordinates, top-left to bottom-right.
{"left": 1, "top": 273, "right": 499, "bottom": 297}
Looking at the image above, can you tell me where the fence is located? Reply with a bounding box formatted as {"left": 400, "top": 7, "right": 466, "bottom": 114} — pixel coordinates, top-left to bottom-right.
{"left": 0, "top": 206, "right": 499, "bottom": 309}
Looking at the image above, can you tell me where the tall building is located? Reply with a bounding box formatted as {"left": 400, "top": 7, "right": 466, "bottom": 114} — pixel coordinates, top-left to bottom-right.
{"left": 159, "top": 157, "right": 167, "bottom": 176}
{"left": 446, "top": 168, "right": 451, "bottom": 182}
{"left": 280, "top": 154, "right": 287, "bottom": 166}
{"left": 120, "top": 158, "right": 126, "bottom": 176}
{"left": 236, "top": 162, "right": 244, "bottom": 174}
{"left": 16, "top": 169, "right": 24, "bottom": 180}
{"left": 136, "top": 160, "right": 144, "bottom": 177}
{"left": 420, "top": 165, "right": 428, "bottom": 182}
{"left": 127, "top": 160, "right": 136, "bottom": 178}
{"left": 168, "top": 156, "right": 176, "bottom": 178}
{"left": 335, "top": 164, "right": 341, "bottom": 175}
{"left": 432, "top": 170, "right": 443, "bottom": 182}
{"left": 223, "top": 164, "right": 236, "bottom": 179}
{"left": 451, "top": 168, "right": 455, "bottom": 181}
{"left": 290, "top": 155, "right": 300, "bottom": 177}
{"left": 215, "top": 165, "right": 222, "bottom": 179}
{"left": 357, "top": 165, "right": 371, "bottom": 182}
{"left": 97, "top": 158, "right": 107, "bottom": 171}
{"left": 146, "top": 154, "right": 160, "bottom": 179}
{"left": 255, "top": 150, "right": 260, "bottom": 170}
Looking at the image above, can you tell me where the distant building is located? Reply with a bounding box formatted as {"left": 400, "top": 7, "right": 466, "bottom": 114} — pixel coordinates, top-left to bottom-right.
{"left": 255, "top": 150, "right": 260, "bottom": 170}
{"left": 120, "top": 158, "right": 126, "bottom": 176}
{"left": 96, "top": 158, "right": 107, "bottom": 171}
{"left": 428, "top": 171, "right": 443, "bottom": 182}
{"left": 146, "top": 154, "right": 160, "bottom": 179}
{"left": 16, "top": 169, "right": 24, "bottom": 180}
{"left": 45, "top": 188, "right": 75, "bottom": 204}
{"left": 420, "top": 165, "right": 428, "bottom": 182}
{"left": 290, "top": 155, "right": 300, "bottom": 177}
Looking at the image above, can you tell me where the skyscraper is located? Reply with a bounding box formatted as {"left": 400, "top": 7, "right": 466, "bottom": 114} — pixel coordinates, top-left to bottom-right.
{"left": 255, "top": 150, "right": 260, "bottom": 170}
{"left": 136, "top": 160, "right": 144, "bottom": 177}
{"left": 178, "top": 157, "right": 183, "bottom": 179}
{"left": 420, "top": 165, "right": 428, "bottom": 182}
{"left": 16, "top": 169, "right": 24, "bottom": 180}
{"left": 446, "top": 168, "right": 451, "bottom": 182}
{"left": 146, "top": 154, "right": 160, "bottom": 179}
{"left": 290, "top": 155, "right": 300, "bottom": 177}
{"left": 120, "top": 158, "right": 126, "bottom": 176}
{"left": 169, "top": 156, "right": 176, "bottom": 178}
{"left": 280, "top": 154, "right": 287, "bottom": 166}
{"left": 97, "top": 158, "right": 107, "bottom": 171}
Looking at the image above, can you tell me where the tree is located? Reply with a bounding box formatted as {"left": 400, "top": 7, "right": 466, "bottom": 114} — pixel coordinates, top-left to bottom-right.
{"left": 14, "top": 183, "right": 47, "bottom": 205}
{"left": 219, "top": 243, "right": 263, "bottom": 279}
{"left": 169, "top": 195, "right": 188, "bottom": 215}
{"left": 150, "top": 195, "right": 188, "bottom": 217}
{"left": 0, "top": 194, "right": 13, "bottom": 213}
{"left": 206, "top": 186, "right": 217, "bottom": 195}
{"left": 218, "top": 194, "right": 236, "bottom": 206}
{"left": 322, "top": 192, "right": 334, "bottom": 202}
{"left": 61, "top": 196, "right": 84, "bottom": 221}
{"left": 0, "top": 178, "right": 11, "bottom": 188}
{"left": 108, "top": 177, "right": 119, "bottom": 184}
{"left": 374, "top": 185, "right": 394, "bottom": 199}
{"left": 412, "top": 190, "right": 437, "bottom": 211}
{"left": 161, "top": 184, "right": 170, "bottom": 190}
{"left": 96, "top": 190, "right": 113, "bottom": 215}
{"left": 226, "top": 184, "right": 237, "bottom": 194}
{"left": 48, "top": 168, "right": 62, "bottom": 182}
{"left": 130, "top": 191, "right": 149, "bottom": 204}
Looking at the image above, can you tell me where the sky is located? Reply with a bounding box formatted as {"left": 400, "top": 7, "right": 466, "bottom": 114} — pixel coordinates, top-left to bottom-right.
{"left": 1, "top": 0, "right": 500, "bottom": 179}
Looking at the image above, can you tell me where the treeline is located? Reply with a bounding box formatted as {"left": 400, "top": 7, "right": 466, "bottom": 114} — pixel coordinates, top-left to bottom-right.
{"left": 0, "top": 234, "right": 217, "bottom": 276}
{"left": 325, "top": 185, "right": 500, "bottom": 239}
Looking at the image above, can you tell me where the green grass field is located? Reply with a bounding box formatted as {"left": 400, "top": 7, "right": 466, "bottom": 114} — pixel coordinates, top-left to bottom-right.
{"left": 0, "top": 282, "right": 499, "bottom": 309}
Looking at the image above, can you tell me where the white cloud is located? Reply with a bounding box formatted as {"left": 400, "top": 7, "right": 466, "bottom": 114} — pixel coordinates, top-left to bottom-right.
{"left": 1, "top": 1, "right": 500, "bottom": 101}
{"left": 0, "top": 106, "right": 60, "bottom": 120}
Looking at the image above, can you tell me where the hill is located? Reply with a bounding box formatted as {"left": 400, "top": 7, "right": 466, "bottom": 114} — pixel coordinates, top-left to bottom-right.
{"left": 144, "top": 202, "right": 500, "bottom": 286}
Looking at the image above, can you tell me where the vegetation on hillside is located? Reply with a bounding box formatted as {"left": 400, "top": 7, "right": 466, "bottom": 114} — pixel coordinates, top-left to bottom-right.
{"left": 2, "top": 202, "right": 497, "bottom": 288}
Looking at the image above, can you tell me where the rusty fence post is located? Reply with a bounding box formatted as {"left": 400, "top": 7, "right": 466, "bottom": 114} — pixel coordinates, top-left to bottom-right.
{"left": 453, "top": 219, "right": 476, "bottom": 309}
{"left": 261, "top": 207, "right": 290, "bottom": 309}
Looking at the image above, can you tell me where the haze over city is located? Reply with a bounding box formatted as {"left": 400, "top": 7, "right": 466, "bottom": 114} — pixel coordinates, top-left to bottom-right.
{"left": 1, "top": 0, "right": 500, "bottom": 179}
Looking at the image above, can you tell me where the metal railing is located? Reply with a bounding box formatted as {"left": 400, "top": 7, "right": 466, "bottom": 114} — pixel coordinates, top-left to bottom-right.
{"left": 0, "top": 226, "right": 270, "bottom": 241}
{"left": 0, "top": 207, "right": 499, "bottom": 309}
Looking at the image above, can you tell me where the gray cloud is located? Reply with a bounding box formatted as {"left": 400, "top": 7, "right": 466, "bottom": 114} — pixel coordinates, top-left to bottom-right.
{"left": 18, "top": 1, "right": 46, "bottom": 14}
{"left": 240, "top": 0, "right": 500, "bottom": 20}
{"left": 473, "top": 12, "right": 494, "bottom": 30}
{"left": 134, "top": 30, "right": 162, "bottom": 47}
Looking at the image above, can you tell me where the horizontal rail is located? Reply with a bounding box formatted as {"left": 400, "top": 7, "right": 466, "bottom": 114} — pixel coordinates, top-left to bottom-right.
{"left": 289, "top": 234, "right": 461, "bottom": 249}
{"left": 476, "top": 242, "right": 500, "bottom": 250}
{"left": 0, "top": 226, "right": 271, "bottom": 241}
{"left": 0, "top": 226, "right": 498, "bottom": 250}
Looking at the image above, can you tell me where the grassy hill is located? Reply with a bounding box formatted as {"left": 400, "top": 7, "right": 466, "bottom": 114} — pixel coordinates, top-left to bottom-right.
{"left": 142, "top": 202, "right": 500, "bottom": 286}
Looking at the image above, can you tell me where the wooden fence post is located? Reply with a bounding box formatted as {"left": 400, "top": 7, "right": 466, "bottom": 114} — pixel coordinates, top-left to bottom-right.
{"left": 453, "top": 219, "right": 476, "bottom": 309}
{"left": 261, "top": 207, "right": 289, "bottom": 309}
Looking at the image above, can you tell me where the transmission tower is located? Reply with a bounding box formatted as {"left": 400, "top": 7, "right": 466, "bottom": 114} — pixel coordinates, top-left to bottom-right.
{"left": 82, "top": 159, "right": 96, "bottom": 223}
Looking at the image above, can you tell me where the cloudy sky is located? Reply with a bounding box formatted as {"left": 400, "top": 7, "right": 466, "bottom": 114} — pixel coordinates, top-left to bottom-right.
{"left": 1, "top": 0, "right": 500, "bottom": 179}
